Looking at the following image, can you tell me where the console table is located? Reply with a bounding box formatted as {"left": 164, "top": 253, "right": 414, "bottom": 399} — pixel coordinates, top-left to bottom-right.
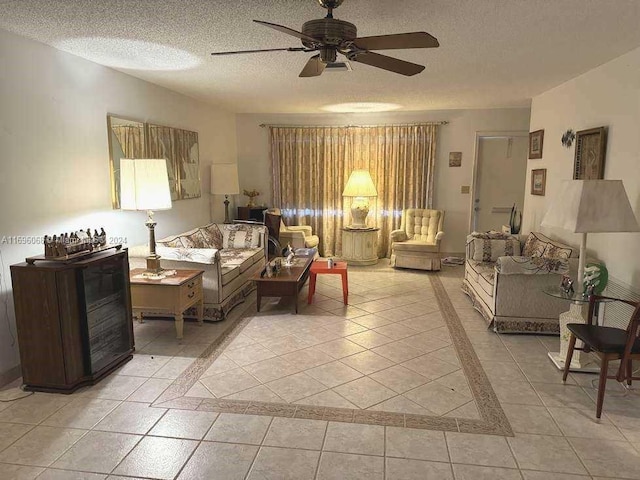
{"left": 237, "top": 206, "right": 267, "bottom": 221}
{"left": 342, "top": 228, "right": 379, "bottom": 265}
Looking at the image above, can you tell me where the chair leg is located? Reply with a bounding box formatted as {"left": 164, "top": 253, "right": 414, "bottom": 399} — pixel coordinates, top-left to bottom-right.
{"left": 563, "top": 334, "right": 577, "bottom": 382}
{"left": 627, "top": 359, "right": 633, "bottom": 386}
{"left": 596, "top": 357, "right": 610, "bottom": 419}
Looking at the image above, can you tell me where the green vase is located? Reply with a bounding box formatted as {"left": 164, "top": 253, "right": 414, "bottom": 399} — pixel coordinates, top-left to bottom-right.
{"left": 583, "top": 263, "right": 608, "bottom": 295}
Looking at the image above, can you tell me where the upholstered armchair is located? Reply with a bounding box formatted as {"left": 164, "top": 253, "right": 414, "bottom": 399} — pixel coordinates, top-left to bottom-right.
{"left": 266, "top": 208, "right": 320, "bottom": 250}
{"left": 390, "top": 209, "right": 445, "bottom": 271}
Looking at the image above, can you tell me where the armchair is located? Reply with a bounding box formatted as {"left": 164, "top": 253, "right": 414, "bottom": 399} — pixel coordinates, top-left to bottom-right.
{"left": 390, "top": 209, "right": 445, "bottom": 271}
{"left": 266, "top": 208, "right": 320, "bottom": 250}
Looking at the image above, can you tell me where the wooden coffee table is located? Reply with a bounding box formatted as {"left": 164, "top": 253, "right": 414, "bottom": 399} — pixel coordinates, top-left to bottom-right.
{"left": 252, "top": 255, "right": 314, "bottom": 313}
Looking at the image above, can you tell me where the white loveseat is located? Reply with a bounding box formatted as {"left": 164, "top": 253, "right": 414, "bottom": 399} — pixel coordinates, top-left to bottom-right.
{"left": 462, "top": 231, "right": 580, "bottom": 334}
{"left": 129, "top": 222, "right": 267, "bottom": 321}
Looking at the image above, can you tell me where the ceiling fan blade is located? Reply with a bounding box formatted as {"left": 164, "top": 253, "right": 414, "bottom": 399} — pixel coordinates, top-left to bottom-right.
{"left": 353, "top": 32, "right": 439, "bottom": 50}
{"left": 211, "top": 47, "right": 309, "bottom": 56}
{"left": 299, "top": 54, "right": 326, "bottom": 77}
{"left": 254, "top": 20, "right": 321, "bottom": 45}
{"left": 350, "top": 51, "right": 425, "bottom": 76}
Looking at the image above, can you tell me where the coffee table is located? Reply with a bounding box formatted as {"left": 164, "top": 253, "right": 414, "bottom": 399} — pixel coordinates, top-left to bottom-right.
{"left": 252, "top": 255, "right": 314, "bottom": 313}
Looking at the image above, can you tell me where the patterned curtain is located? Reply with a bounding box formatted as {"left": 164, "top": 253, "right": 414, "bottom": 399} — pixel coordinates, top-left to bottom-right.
{"left": 148, "top": 125, "right": 179, "bottom": 201}
{"left": 270, "top": 124, "right": 439, "bottom": 257}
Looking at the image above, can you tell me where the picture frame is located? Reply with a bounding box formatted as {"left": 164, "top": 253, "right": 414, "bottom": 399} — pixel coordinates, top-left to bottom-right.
{"left": 573, "top": 127, "right": 607, "bottom": 180}
{"left": 528, "top": 129, "right": 544, "bottom": 159}
{"left": 531, "top": 168, "right": 546, "bottom": 196}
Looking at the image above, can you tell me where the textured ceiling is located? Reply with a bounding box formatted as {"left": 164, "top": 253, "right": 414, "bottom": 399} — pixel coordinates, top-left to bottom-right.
{"left": 2, "top": 0, "right": 640, "bottom": 113}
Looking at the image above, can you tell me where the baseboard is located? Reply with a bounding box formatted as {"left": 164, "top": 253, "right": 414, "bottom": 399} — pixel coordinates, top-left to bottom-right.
{"left": 0, "top": 365, "right": 21, "bottom": 388}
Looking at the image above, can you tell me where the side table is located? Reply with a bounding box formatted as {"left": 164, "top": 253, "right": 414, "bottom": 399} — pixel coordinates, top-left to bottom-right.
{"left": 341, "top": 228, "right": 379, "bottom": 265}
{"left": 130, "top": 269, "right": 204, "bottom": 340}
{"left": 308, "top": 260, "right": 348, "bottom": 305}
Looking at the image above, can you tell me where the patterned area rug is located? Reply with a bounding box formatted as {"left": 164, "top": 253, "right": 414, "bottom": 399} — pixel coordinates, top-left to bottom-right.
{"left": 153, "top": 265, "right": 512, "bottom": 436}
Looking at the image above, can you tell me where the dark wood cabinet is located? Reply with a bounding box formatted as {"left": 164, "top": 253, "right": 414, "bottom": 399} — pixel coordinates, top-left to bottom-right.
{"left": 237, "top": 206, "right": 268, "bottom": 221}
{"left": 10, "top": 250, "right": 134, "bottom": 393}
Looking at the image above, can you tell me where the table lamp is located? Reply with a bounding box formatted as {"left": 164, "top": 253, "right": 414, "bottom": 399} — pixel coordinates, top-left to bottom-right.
{"left": 120, "top": 159, "right": 172, "bottom": 274}
{"left": 211, "top": 163, "right": 240, "bottom": 224}
{"left": 343, "top": 170, "right": 378, "bottom": 229}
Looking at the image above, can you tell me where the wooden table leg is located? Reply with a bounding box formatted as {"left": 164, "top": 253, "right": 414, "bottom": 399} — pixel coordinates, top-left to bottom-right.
{"left": 175, "top": 313, "right": 184, "bottom": 340}
{"left": 308, "top": 272, "right": 317, "bottom": 304}
{"left": 341, "top": 271, "right": 348, "bottom": 305}
{"left": 257, "top": 293, "right": 262, "bottom": 312}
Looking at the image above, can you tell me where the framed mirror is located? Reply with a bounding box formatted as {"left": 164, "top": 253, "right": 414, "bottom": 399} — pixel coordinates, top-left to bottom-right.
{"left": 108, "top": 115, "right": 200, "bottom": 208}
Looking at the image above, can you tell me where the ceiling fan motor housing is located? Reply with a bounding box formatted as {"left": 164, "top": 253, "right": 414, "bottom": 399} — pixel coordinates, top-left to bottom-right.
{"left": 302, "top": 18, "right": 357, "bottom": 48}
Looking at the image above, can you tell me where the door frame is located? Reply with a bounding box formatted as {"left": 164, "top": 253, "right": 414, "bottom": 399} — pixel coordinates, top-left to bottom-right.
{"left": 468, "top": 130, "right": 529, "bottom": 233}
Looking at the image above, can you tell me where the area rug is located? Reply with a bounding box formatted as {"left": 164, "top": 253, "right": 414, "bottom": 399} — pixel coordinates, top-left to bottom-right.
{"left": 153, "top": 267, "right": 512, "bottom": 436}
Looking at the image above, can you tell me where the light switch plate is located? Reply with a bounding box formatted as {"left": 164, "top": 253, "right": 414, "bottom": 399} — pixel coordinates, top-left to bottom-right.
{"left": 461, "top": 185, "right": 470, "bottom": 194}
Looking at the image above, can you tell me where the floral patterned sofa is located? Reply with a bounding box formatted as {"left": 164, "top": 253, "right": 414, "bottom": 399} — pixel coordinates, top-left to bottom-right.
{"left": 129, "top": 222, "right": 267, "bottom": 321}
{"left": 462, "top": 231, "right": 580, "bottom": 334}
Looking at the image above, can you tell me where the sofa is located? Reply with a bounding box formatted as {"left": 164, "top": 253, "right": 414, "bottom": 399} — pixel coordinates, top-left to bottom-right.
{"left": 462, "top": 231, "right": 581, "bottom": 334}
{"left": 390, "top": 208, "right": 445, "bottom": 271}
{"left": 129, "top": 222, "right": 267, "bottom": 321}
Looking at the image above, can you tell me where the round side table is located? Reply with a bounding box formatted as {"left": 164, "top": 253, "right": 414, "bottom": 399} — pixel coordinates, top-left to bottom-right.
{"left": 341, "top": 228, "right": 379, "bottom": 265}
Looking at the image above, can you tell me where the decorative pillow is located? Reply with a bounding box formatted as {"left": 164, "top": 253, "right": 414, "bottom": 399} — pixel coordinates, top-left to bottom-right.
{"left": 199, "top": 223, "right": 223, "bottom": 249}
{"left": 223, "top": 225, "right": 260, "bottom": 249}
{"left": 542, "top": 243, "right": 572, "bottom": 261}
{"left": 471, "top": 237, "right": 521, "bottom": 262}
{"left": 470, "top": 231, "right": 512, "bottom": 240}
{"left": 177, "top": 230, "right": 208, "bottom": 248}
{"left": 522, "top": 232, "right": 547, "bottom": 258}
{"left": 496, "top": 256, "right": 569, "bottom": 275}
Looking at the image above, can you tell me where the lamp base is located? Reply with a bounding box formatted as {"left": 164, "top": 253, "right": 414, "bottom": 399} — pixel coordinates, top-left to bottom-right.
{"left": 348, "top": 196, "right": 370, "bottom": 229}
{"left": 223, "top": 195, "right": 232, "bottom": 224}
{"left": 146, "top": 255, "right": 163, "bottom": 274}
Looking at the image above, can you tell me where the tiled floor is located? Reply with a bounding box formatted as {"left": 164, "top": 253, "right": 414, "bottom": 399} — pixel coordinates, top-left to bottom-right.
{"left": 1, "top": 264, "right": 640, "bottom": 479}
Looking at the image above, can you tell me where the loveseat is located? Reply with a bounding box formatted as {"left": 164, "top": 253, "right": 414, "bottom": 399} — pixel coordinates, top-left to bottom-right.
{"left": 462, "top": 231, "right": 580, "bottom": 334}
{"left": 129, "top": 222, "right": 267, "bottom": 321}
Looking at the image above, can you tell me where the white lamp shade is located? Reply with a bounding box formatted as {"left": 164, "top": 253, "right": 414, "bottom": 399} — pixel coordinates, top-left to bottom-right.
{"left": 342, "top": 170, "right": 378, "bottom": 197}
{"left": 211, "top": 163, "right": 240, "bottom": 195}
{"left": 541, "top": 180, "right": 639, "bottom": 233}
{"left": 120, "top": 159, "right": 172, "bottom": 211}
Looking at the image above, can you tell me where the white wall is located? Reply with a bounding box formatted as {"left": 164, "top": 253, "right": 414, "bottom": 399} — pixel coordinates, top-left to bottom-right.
{"left": 0, "top": 29, "right": 237, "bottom": 379}
{"left": 236, "top": 108, "right": 531, "bottom": 254}
{"left": 524, "top": 46, "right": 640, "bottom": 291}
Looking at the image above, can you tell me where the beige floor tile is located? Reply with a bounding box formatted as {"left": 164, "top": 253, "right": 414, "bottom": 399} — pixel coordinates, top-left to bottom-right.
{"left": 444, "top": 401, "right": 481, "bottom": 420}
{"left": 78, "top": 375, "right": 148, "bottom": 401}
{"left": 508, "top": 434, "right": 587, "bottom": 475}
{"left": 0, "top": 394, "right": 72, "bottom": 425}
{"left": 520, "top": 472, "right": 588, "bottom": 480}
{"left": 114, "top": 354, "right": 171, "bottom": 377}
{"left": 127, "top": 378, "right": 173, "bottom": 403}
{"left": 259, "top": 335, "right": 314, "bottom": 356}
{"left": 547, "top": 406, "right": 625, "bottom": 440}
{"left": 138, "top": 340, "right": 184, "bottom": 357}
{"left": 321, "top": 320, "right": 369, "bottom": 336}
{"left": 38, "top": 469, "right": 106, "bottom": 479}
{"left": 225, "top": 344, "right": 276, "bottom": 367}
{"left": 248, "top": 447, "right": 320, "bottom": 480}
{"left": 113, "top": 436, "right": 197, "bottom": 480}
{"left": 200, "top": 368, "right": 260, "bottom": 398}
{"left": 370, "top": 365, "right": 430, "bottom": 394}
{"left": 148, "top": 410, "right": 218, "bottom": 439}
{"left": 452, "top": 464, "right": 522, "bottom": 480}
{"left": 350, "top": 313, "right": 395, "bottom": 329}
{"left": 490, "top": 381, "right": 544, "bottom": 406}
{"left": 531, "top": 382, "right": 596, "bottom": 410}
{"left": 204, "top": 413, "right": 272, "bottom": 445}
{"left": 372, "top": 323, "right": 419, "bottom": 340}
{"left": 94, "top": 402, "right": 166, "bottom": 435}
{"left": 369, "top": 395, "right": 435, "bottom": 415}
{"left": 434, "top": 370, "right": 471, "bottom": 397}
{"left": 402, "top": 355, "right": 459, "bottom": 380}
{"left": 386, "top": 457, "right": 453, "bottom": 480}
{"left": 313, "top": 338, "right": 367, "bottom": 359}
{"left": 501, "top": 404, "right": 562, "bottom": 435}
{"left": 150, "top": 357, "right": 195, "bottom": 380}
{"left": 347, "top": 330, "right": 394, "bottom": 349}
{"left": 184, "top": 381, "right": 215, "bottom": 399}
{"left": 42, "top": 398, "right": 121, "bottom": 429}
{"left": 317, "top": 452, "right": 384, "bottom": 480}
{"left": 445, "top": 432, "right": 517, "bottom": 468}
{"left": 339, "top": 351, "right": 395, "bottom": 375}
{"left": 0, "top": 426, "right": 87, "bottom": 467}
{"left": 243, "top": 356, "right": 302, "bottom": 383}
{"left": 280, "top": 347, "right": 335, "bottom": 370}
{"left": 306, "top": 361, "right": 363, "bottom": 388}
{"left": 265, "top": 372, "right": 327, "bottom": 403}
{"left": 200, "top": 354, "right": 239, "bottom": 378}
{"left": 0, "top": 463, "right": 44, "bottom": 480}
{"left": 569, "top": 437, "right": 640, "bottom": 479}
{"left": 225, "top": 385, "right": 286, "bottom": 403}
{"left": 263, "top": 417, "right": 327, "bottom": 450}
{"left": 372, "top": 341, "right": 424, "bottom": 363}
{"left": 177, "top": 441, "right": 257, "bottom": 480}
{"left": 404, "top": 382, "right": 470, "bottom": 415}
{"left": 323, "top": 422, "right": 384, "bottom": 455}
{"left": 386, "top": 427, "right": 449, "bottom": 462}
{"left": 481, "top": 361, "right": 527, "bottom": 382}
{"left": 295, "top": 390, "right": 358, "bottom": 409}
{"left": 0, "top": 422, "right": 34, "bottom": 451}
{"left": 333, "top": 377, "right": 396, "bottom": 409}
{"left": 518, "top": 361, "right": 576, "bottom": 385}
{"left": 51, "top": 430, "right": 141, "bottom": 473}
{"left": 226, "top": 333, "right": 257, "bottom": 350}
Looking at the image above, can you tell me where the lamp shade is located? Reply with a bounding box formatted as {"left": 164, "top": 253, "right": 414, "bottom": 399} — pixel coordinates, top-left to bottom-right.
{"left": 342, "top": 170, "right": 378, "bottom": 197}
{"left": 211, "top": 163, "right": 240, "bottom": 195}
{"left": 541, "top": 180, "right": 639, "bottom": 233}
{"left": 120, "top": 159, "right": 172, "bottom": 211}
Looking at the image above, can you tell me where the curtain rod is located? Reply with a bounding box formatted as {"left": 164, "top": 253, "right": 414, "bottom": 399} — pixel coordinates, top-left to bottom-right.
{"left": 259, "top": 121, "right": 448, "bottom": 128}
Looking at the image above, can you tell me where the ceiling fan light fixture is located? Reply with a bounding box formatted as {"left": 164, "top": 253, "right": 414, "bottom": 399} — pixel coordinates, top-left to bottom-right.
{"left": 321, "top": 102, "right": 402, "bottom": 113}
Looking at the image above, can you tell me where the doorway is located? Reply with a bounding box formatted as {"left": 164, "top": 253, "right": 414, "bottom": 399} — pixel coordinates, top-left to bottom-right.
{"left": 470, "top": 132, "right": 528, "bottom": 233}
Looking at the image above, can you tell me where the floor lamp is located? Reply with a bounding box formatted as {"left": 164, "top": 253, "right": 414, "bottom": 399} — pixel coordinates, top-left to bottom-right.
{"left": 211, "top": 163, "right": 240, "bottom": 224}
{"left": 343, "top": 170, "right": 378, "bottom": 229}
{"left": 120, "top": 159, "right": 173, "bottom": 274}
{"left": 541, "top": 179, "right": 639, "bottom": 369}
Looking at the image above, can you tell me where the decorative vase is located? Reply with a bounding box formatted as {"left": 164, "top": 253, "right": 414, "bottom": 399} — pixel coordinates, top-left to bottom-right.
{"left": 509, "top": 204, "right": 522, "bottom": 234}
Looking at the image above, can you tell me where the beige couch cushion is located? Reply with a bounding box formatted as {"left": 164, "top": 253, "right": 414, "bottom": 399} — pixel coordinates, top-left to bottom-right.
{"left": 219, "top": 248, "right": 263, "bottom": 273}
{"left": 392, "top": 240, "right": 439, "bottom": 253}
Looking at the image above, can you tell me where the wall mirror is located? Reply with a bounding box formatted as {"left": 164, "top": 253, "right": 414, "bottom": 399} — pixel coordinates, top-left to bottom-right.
{"left": 107, "top": 115, "right": 201, "bottom": 209}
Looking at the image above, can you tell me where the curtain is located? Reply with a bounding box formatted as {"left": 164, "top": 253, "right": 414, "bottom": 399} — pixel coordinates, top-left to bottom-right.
{"left": 270, "top": 124, "right": 439, "bottom": 257}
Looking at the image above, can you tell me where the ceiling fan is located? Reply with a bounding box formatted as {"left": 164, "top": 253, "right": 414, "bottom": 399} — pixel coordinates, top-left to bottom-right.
{"left": 210, "top": 0, "right": 439, "bottom": 77}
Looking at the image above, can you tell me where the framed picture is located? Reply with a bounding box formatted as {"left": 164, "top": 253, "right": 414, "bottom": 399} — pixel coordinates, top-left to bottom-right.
{"left": 531, "top": 168, "right": 546, "bottom": 196}
{"left": 449, "top": 152, "right": 462, "bottom": 167}
{"left": 573, "top": 127, "right": 607, "bottom": 180}
{"left": 528, "top": 129, "right": 544, "bottom": 159}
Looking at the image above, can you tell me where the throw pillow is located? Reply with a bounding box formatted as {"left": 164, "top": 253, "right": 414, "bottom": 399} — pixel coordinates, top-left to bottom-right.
{"left": 200, "top": 223, "right": 223, "bottom": 249}
{"left": 542, "top": 243, "right": 572, "bottom": 261}
{"left": 522, "top": 232, "right": 546, "bottom": 258}
{"left": 223, "top": 225, "right": 260, "bottom": 249}
{"left": 178, "top": 230, "right": 208, "bottom": 249}
{"left": 471, "top": 237, "right": 521, "bottom": 262}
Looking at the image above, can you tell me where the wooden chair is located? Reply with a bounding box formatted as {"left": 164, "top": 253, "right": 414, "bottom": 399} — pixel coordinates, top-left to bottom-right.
{"left": 562, "top": 295, "right": 640, "bottom": 418}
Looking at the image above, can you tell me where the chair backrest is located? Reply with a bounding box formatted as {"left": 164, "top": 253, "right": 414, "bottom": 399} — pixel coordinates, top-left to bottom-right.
{"left": 264, "top": 212, "right": 281, "bottom": 240}
{"left": 400, "top": 209, "right": 444, "bottom": 242}
{"left": 265, "top": 207, "right": 289, "bottom": 232}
